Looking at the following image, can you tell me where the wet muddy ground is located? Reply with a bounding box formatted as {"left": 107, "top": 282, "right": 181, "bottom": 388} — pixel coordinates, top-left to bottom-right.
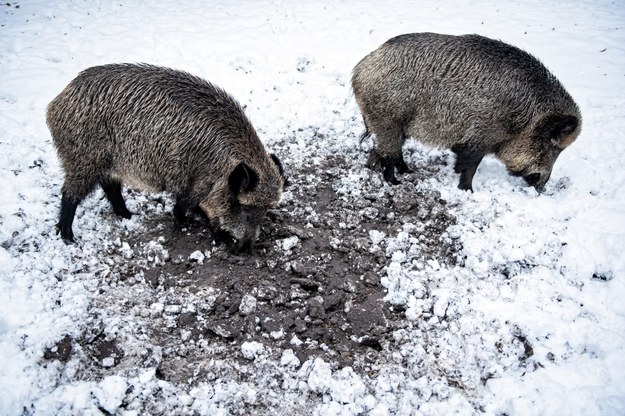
{"left": 43, "top": 130, "right": 465, "bottom": 412}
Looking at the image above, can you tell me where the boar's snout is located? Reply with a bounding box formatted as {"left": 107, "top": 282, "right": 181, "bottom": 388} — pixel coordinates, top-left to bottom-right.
{"left": 523, "top": 171, "right": 551, "bottom": 192}
{"left": 211, "top": 223, "right": 261, "bottom": 254}
{"left": 232, "top": 225, "right": 261, "bottom": 254}
{"left": 203, "top": 160, "right": 284, "bottom": 255}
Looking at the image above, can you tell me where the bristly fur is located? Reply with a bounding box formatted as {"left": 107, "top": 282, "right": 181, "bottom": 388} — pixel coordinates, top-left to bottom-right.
{"left": 351, "top": 33, "right": 582, "bottom": 191}
{"left": 47, "top": 63, "right": 286, "bottom": 252}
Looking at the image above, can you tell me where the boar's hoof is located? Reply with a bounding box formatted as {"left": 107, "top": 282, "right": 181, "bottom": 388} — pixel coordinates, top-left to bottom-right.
{"left": 55, "top": 223, "right": 75, "bottom": 244}
{"left": 380, "top": 157, "right": 402, "bottom": 185}
{"left": 115, "top": 208, "right": 133, "bottom": 220}
{"left": 396, "top": 158, "right": 413, "bottom": 175}
{"left": 383, "top": 165, "right": 400, "bottom": 185}
{"left": 371, "top": 153, "right": 411, "bottom": 185}
{"left": 367, "top": 151, "right": 412, "bottom": 175}
{"left": 457, "top": 180, "right": 474, "bottom": 193}
{"left": 173, "top": 213, "right": 188, "bottom": 225}
{"left": 366, "top": 150, "right": 382, "bottom": 170}
{"left": 173, "top": 201, "right": 189, "bottom": 224}
{"left": 61, "top": 234, "right": 75, "bottom": 244}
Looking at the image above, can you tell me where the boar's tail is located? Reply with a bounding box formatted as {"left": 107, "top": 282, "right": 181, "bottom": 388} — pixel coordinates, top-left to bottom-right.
{"left": 359, "top": 118, "right": 372, "bottom": 145}
{"left": 359, "top": 128, "right": 371, "bottom": 143}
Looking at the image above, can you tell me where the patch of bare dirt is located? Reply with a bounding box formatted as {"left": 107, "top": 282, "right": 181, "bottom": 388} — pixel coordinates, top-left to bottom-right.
{"left": 43, "top": 128, "right": 461, "bottom": 394}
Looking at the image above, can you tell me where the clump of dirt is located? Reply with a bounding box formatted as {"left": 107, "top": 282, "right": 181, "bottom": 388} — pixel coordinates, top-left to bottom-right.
{"left": 43, "top": 335, "right": 73, "bottom": 363}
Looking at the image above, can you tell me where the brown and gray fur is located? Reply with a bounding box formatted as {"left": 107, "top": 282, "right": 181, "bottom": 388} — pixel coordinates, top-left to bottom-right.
{"left": 352, "top": 33, "right": 581, "bottom": 191}
{"left": 47, "top": 63, "right": 286, "bottom": 253}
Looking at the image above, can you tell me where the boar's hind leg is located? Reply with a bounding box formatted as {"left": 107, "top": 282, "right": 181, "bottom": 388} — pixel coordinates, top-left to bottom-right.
{"left": 57, "top": 174, "right": 99, "bottom": 242}
{"left": 381, "top": 157, "right": 400, "bottom": 185}
{"left": 366, "top": 149, "right": 400, "bottom": 185}
{"left": 452, "top": 145, "right": 484, "bottom": 192}
{"left": 100, "top": 177, "right": 132, "bottom": 219}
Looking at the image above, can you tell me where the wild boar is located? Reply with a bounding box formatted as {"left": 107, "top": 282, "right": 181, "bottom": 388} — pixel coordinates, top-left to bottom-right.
{"left": 47, "top": 63, "right": 286, "bottom": 253}
{"left": 352, "top": 33, "right": 581, "bottom": 191}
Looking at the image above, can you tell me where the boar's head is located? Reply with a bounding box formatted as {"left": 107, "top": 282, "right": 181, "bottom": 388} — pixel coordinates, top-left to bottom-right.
{"left": 200, "top": 154, "right": 286, "bottom": 254}
{"left": 497, "top": 114, "right": 580, "bottom": 191}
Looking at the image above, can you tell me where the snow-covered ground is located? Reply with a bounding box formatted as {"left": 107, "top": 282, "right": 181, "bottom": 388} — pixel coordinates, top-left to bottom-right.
{"left": 1, "top": 0, "right": 624, "bottom": 414}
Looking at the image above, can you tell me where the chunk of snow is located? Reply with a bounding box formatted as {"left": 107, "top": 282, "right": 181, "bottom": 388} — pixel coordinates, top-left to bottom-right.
{"left": 241, "top": 341, "right": 264, "bottom": 360}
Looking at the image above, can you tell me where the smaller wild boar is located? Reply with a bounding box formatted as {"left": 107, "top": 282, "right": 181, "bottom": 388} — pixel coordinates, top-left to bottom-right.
{"left": 352, "top": 33, "right": 581, "bottom": 191}
{"left": 47, "top": 64, "right": 286, "bottom": 253}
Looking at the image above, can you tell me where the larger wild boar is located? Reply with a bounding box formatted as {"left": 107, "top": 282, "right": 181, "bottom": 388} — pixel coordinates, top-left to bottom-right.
{"left": 352, "top": 33, "right": 581, "bottom": 191}
{"left": 47, "top": 64, "right": 286, "bottom": 253}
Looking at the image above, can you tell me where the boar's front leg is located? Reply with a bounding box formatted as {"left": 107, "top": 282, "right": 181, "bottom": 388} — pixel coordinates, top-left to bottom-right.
{"left": 100, "top": 177, "right": 132, "bottom": 219}
{"left": 452, "top": 144, "right": 485, "bottom": 192}
{"left": 173, "top": 196, "right": 192, "bottom": 224}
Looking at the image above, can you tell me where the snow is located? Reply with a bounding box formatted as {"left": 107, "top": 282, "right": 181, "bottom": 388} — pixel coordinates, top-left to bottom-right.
{"left": 303, "top": 358, "right": 367, "bottom": 411}
{"left": 189, "top": 250, "right": 206, "bottom": 264}
{"left": 279, "top": 235, "right": 300, "bottom": 251}
{"left": 241, "top": 341, "right": 265, "bottom": 360}
{"left": 280, "top": 349, "right": 300, "bottom": 367}
{"left": 239, "top": 293, "right": 258, "bottom": 315}
{"left": 1, "top": 0, "right": 625, "bottom": 415}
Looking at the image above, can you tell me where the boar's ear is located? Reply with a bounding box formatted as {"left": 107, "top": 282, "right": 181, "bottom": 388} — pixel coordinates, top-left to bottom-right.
{"left": 271, "top": 153, "right": 290, "bottom": 187}
{"left": 270, "top": 154, "right": 285, "bottom": 176}
{"left": 229, "top": 162, "right": 259, "bottom": 196}
{"left": 546, "top": 115, "right": 579, "bottom": 147}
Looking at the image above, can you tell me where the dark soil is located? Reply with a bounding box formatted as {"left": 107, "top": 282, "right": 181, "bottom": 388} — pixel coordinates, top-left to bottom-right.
{"left": 43, "top": 129, "right": 461, "bottom": 393}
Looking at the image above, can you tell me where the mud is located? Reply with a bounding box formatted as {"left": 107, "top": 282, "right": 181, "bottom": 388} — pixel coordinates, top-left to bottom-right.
{"left": 43, "top": 127, "right": 461, "bottom": 399}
